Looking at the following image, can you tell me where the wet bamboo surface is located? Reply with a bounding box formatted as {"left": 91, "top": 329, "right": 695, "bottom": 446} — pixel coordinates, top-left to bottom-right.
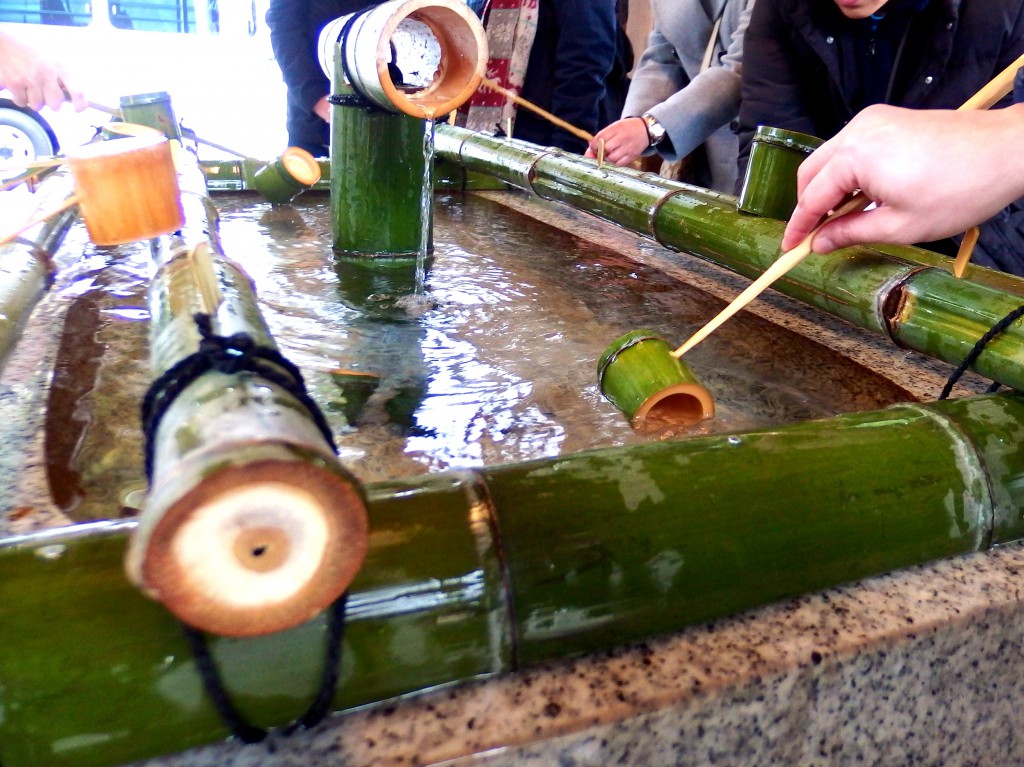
{"left": 435, "top": 125, "right": 1024, "bottom": 391}
{"left": 0, "top": 150, "right": 1021, "bottom": 767}
{"left": 3, "top": 392, "right": 1024, "bottom": 766}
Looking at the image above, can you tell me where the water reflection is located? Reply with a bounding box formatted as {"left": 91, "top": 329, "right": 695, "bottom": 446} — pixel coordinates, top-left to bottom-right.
{"left": 43, "top": 192, "right": 911, "bottom": 521}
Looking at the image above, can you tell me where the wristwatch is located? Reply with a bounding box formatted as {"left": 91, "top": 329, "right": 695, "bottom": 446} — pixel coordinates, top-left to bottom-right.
{"left": 640, "top": 112, "right": 667, "bottom": 147}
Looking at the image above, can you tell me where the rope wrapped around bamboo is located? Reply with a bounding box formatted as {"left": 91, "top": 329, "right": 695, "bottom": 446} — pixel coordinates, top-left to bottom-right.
{"left": 0, "top": 168, "right": 78, "bottom": 373}
{"left": 435, "top": 125, "right": 1024, "bottom": 391}
{"left": 3, "top": 392, "right": 1024, "bottom": 766}
{"left": 124, "top": 163, "right": 369, "bottom": 638}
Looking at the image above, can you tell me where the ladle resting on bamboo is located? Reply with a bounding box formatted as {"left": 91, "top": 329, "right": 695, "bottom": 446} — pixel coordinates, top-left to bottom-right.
{"left": 672, "top": 50, "right": 1024, "bottom": 359}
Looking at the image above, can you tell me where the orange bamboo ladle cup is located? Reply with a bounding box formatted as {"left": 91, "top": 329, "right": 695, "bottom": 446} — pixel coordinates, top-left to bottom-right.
{"left": 0, "top": 133, "right": 184, "bottom": 248}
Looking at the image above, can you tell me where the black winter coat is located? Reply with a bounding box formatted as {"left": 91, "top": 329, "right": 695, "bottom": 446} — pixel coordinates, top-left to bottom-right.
{"left": 738, "top": 0, "right": 1024, "bottom": 273}
{"left": 513, "top": 0, "right": 621, "bottom": 153}
{"left": 266, "top": 0, "right": 374, "bottom": 155}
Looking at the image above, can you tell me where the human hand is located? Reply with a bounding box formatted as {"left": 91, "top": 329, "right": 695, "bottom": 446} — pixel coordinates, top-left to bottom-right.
{"left": 0, "top": 32, "right": 85, "bottom": 111}
{"left": 585, "top": 117, "right": 650, "bottom": 166}
{"left": 782, "top": 104, "right": 1024, "bottom": 253}
{"left": 313, "top": 96, "right": 331, "bottom": 123}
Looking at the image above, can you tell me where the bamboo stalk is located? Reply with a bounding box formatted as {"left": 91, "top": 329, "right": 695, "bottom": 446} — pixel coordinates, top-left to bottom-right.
{"left": 0, "top": 155, "right": 66, "bottom": 174}
{"left": 435, "top": 124, "right": 1024, "bottom": 390}
{"left": 125, "top": 165, "right": 369, "bottom": 638}
{"left": 953, "top": 225, "right": 980, "bottom": 278}
{"left": 3, "top": 392, "right": 1024, "bottom": 766}
{"left": 956, "top": 51, "right": 1024, "bottom": 111}
{"left": 330, "top": 74, "right": 428, "bottom": 256}
{"left": 0, "top": 169, "right": 78, "bottom": 373}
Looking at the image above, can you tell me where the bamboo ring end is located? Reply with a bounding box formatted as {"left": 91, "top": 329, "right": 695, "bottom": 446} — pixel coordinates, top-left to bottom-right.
{"left": 133, "top": 460, "right": 368, "bottom": 637}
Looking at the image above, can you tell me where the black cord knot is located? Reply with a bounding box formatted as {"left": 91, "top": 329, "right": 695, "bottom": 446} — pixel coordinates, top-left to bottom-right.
{"left": 140, "top": 312, "right": 337, "bottom": 480}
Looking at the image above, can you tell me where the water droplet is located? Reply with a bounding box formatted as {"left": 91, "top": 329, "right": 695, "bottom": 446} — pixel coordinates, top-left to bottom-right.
{"left": 35, "top": 544, "right": 67, "bottom": 561}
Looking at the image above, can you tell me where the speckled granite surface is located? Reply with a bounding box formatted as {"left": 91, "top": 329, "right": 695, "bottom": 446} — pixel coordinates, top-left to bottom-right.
{"left": 4, "top": 191, "right": 1017, "bottom": 767}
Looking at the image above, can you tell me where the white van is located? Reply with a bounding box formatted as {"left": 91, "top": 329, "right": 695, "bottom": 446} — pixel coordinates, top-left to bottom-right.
{"left": 0, "top": 0, "right": 288, "bottom": 162}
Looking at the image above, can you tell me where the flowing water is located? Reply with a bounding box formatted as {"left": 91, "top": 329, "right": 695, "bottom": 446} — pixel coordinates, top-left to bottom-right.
{"left": 416, "top": 118, "right": 435, "bottom": 294}
{"left": 39, "top": 191, "right": 911, "bottom": 522}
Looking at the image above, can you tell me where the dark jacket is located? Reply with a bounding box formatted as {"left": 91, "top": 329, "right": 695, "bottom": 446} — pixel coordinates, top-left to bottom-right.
{"left": 266, "top": 0, "right": 374, "bottom": 155}
{"left": 513, "top": 0, "right": 621, "bottom": 153}
{"left": 737, "top": 0, "right": 1024, "bottom": 273}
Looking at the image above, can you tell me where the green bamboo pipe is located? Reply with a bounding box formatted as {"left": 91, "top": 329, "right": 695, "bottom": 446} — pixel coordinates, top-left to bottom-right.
{"left": 435, "top": 125, "right": 1024, "bottom": 390}
{"left": 200, "top": 156, "right": 506, "bottom": 193}
{"left": 330, "top": 54, "right": 430, "bottom": 257}
{"left": 737, "top": 126, "right": 824, "bottom": 220}
{"left": 3, "top": 392, "right": 1024, "bottom": 766}
{"left": 0, "top": 168, "right": 78, "bottom": 374}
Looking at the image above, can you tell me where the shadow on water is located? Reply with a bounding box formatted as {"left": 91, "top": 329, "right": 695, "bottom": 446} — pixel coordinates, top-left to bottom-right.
{"left": 43, "top": 191, "right": 914, "bottom": 522}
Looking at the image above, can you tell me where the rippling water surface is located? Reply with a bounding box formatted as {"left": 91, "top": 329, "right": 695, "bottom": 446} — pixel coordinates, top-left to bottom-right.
{"left": 42, "top": 191, "right": 909, "bottom": 521}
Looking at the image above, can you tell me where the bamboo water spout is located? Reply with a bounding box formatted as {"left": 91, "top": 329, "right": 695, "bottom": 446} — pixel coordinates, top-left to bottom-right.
{"left": 317, "top": 0, "right": 487, "bottom": 119}
{"left": 4, "top": 392, "right": 1024, "bottom": 766}
{"left": 434, "top": 125, "right": 1024, "bottom": 393}
{"left": 319, "top": 0, "right": 486, "bottom": 256}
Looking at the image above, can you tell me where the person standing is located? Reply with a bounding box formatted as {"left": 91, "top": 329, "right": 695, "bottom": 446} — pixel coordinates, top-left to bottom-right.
{"left": 736, "top": 0, "right": 1024, "bottom": 273}
{"left": 511, "top": 0, "right": 621, "bottom": 153}
{"left": 587, "top": 0, "right": 754, "bottom": 194}
{"left": 266, "top": 0, "right": 374, "bottom": 157}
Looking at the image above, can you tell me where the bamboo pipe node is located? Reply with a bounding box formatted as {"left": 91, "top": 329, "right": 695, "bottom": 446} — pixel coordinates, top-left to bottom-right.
{"left": 673, "top": 56, "right": 1024, "bottom": 358}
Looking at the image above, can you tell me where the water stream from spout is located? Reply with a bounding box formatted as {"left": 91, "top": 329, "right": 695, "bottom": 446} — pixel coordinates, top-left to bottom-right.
{"left": 417, "top": 118, "right": 436, "bottom": 294}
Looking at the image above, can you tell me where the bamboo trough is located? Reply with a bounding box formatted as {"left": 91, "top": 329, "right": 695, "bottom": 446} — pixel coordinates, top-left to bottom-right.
{"left": 5, "top": 89, "right": 1024, "bottom": 767}
{"left": 3, "top": 390, "right": 1024, "bottom": 766}
{"left": 433, "top": 125, "right": 1024, "bottom": 395}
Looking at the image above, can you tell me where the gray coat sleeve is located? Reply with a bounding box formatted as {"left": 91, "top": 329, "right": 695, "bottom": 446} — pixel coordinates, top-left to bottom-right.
{"left": 623, "top": 0, "right": 754, "bottom": 163}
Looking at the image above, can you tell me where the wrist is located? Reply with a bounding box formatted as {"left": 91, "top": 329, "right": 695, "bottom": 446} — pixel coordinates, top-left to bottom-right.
{"left": 640, "top": 112, "right": 666, "bottom": 147}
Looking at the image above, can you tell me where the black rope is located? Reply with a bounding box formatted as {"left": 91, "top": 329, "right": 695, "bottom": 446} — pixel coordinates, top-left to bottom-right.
{"left": 283, "top": 591, "right": 350, "bottom": 734}
{"left": 939, "top": 304, "right": 1024, "bottom": 400}
{"left": 182, "top": 592, "right": 350, "bottom": 743}
{"left": 181, "top": 623, "right": 268, "bottom": 744}
{"left": 140, "top": 312, "right": 337, "bottom": 481}
{"left": 142, "top": 313, "right": 349, "bottom": 742}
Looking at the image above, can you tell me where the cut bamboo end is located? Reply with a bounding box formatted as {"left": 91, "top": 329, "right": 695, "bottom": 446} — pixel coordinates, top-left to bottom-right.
{"left": 375, "top": 0, "right": 488, "bottom": 118}
{"left": 631, "top": 382, "right": 715, "bottom": 432}
{"left": 134, "top": 460, "right": 369, "bottom": 637}
{"left": 253, "top": 148, "right": 320, "bottom": 205}
{"left": 280, "top": 147, "right": 322, "bottom": 185}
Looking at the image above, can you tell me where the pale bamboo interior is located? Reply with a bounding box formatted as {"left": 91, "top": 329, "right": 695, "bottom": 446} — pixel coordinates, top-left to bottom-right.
{"left": 632, "top": 383, "right": 715, "bottom": 432}
{"left": 280, "top": 147, "right": 322, "bottom": 186}
{"left": 378, "top": 0, "right": 487, "bottom": 118}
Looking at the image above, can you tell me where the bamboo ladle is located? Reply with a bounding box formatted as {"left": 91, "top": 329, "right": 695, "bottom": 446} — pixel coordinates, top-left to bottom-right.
{"left": 479, "top": 77, "right": 606, "bottom": 163}
{"left": 672, "top": 52, "right": 1024, "bottom": 359}
{"left": 0, "top": 134, "right": 184, "bottom": 248}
